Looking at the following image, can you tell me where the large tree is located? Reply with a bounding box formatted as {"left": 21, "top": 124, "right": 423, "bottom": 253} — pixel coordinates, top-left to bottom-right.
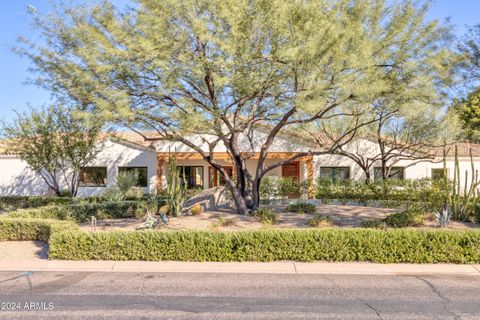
{"left": 19, "top": 0, "right": 454, "bottom": 213}
{"left": 1, "top": 105, "right": 102, "bottom": 197}
{"left": 452, "top": 87, "right": 480, "bottom": 142}
{"left": 316, "top": 100, "right": 454, "bottom": 183}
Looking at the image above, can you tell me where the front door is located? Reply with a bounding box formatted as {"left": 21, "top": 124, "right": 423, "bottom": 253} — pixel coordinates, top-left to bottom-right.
{"left": 282, "top": 162, "right": 300, "bottom": 180}
{"left": 209, "top": 166, "right": 233, "bottom": 188}
{"left": 281, "top": 162, "right": 300, "bottom": 198}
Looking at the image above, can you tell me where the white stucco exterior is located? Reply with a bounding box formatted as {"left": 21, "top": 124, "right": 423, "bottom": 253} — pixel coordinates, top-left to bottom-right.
{"left": 1, "top": 131, "right": 479, "bottom": 197}
{"left": 0, "top": 139, "right": 158, "bottom": 197}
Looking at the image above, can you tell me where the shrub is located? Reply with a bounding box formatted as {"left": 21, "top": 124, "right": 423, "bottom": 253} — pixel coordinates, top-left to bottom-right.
{"left": 210, "top": 217, "right": 235, "bottom": 229}
{"left": 252, "top": 208, "right": 277, "bottom": 225}
{"left": 260, "top": 177, "right": 300, "bottom": 200}
{"left": 190, "top": 204, "right": 203, "bottom": 216}
{"left": 307, "top": 215, "right": 333, "bottom": 227}
{"left": 384, "top": 210, "right": 427, "bottom": 228}
{"left": 0, "top": 196, "right": 73, "bottom": 210}
{"left": 0, "top": 218, "right": 78, "bottom": 242}
{"left": 125, "top": 187, "right": 145, "bottom": 200}
{"left": 102, "top": 188, "right": 126, "bottom": 202}
{"left": 49, "top": 228, "right": 480, "bottom": 263}
{"left": 315, "top": 178, "right": 447, "bottom": 203}
{"left": 360, "top": 219, "right": 385, "bottom": 229}
{"left": 287, "top": 202, "right": 316, "bottom": 214}
{"left": 66, "top": 201, "right": 148, "bottom": 222}
{"left": 3, "top": 206, "right": 74, "bottom": 221}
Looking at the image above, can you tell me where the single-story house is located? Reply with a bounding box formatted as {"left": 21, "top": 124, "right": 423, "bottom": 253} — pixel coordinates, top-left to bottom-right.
{"left": 0, "top": 128, "right": 479, "bottom": 197}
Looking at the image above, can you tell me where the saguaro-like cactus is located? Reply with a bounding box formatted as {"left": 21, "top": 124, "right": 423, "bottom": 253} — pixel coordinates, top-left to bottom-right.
{"left": 450, "top": 146, "right": 479, "bottom": 221}
{"left": 166, "top": 153, "right": 187, "bottom": 217}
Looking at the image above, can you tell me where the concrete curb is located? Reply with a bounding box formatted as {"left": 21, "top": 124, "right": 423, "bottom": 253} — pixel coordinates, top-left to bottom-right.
{"left": 0, "top": 260, "right": 479, "bottom": 275}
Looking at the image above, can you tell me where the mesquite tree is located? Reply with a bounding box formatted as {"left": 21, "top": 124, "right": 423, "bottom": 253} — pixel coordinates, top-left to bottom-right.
{"left": 19, "top": 0, "right": 455, "bottom": 213}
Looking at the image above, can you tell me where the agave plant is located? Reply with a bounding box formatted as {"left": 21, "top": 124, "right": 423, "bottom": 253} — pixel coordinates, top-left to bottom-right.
{"left": 436, "top": 205, "right": 452, "bottom": 228}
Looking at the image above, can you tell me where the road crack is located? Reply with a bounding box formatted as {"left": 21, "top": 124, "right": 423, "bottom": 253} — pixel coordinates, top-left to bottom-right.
{"left": 415, "top": 276, "right": 460, "bottom": 320}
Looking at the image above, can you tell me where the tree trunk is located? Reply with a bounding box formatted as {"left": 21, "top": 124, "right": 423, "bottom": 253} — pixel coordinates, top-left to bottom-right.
{"left": 250, "top": 177, "right": 261, "bottom": 211}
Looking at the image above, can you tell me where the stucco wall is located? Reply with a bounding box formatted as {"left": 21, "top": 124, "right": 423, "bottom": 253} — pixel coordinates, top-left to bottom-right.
{"left": 0, "top": 139, "right": 158, "bottom": 197}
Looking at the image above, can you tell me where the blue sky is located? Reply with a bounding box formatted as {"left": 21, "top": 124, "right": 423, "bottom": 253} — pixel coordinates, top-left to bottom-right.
{"left": 0, "top": 0, "right": 479, "bottom": 122}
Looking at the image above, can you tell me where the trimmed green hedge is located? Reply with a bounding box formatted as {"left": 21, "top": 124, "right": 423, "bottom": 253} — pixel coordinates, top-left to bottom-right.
{"left": 0, "top": 196, "right": 73, "bottom": 210}
{"left": 3, "top": 206, "right": 75, "bottom": 221}
{"left": 49, "top": 228, "right": 480, "bottom": 263}
{"left": 0, "top": 218, "right": 78, "bottom": 242}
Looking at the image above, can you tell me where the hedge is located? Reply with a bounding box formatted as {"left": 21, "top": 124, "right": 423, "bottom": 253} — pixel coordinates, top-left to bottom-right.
{"left": 0, "top": 196, "right": 73, "bottom": 210}
{"left": 3, "top": 206, "right": 75, "bottom": 221}
{"left": 0, "top": 218, "right": 78, "bottom": 242}
{"left": 66, "top": 201, "right": 148, "bottom": 222}
{"left": 49, "top": 228, "right": 480, "bottom": 263}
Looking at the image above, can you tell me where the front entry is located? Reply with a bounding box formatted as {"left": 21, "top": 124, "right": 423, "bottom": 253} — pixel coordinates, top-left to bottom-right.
{"left": 281, "top": 161, "right": 300, "bottom": 180}
{"left": 209, "top": 166, "right": 233, "bottom": 188}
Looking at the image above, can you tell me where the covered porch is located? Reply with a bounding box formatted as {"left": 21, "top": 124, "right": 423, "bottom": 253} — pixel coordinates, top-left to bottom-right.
{"left": 156, "top": 152, "right": 314, "bottom": 194}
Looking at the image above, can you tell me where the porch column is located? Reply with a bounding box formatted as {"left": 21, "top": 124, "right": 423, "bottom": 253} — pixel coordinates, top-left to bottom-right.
{"left": 306, "top": 156, "right": 314, "bottom": 198}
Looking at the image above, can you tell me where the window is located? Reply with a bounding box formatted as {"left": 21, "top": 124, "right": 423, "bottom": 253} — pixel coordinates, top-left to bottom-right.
{"left": 432, "top": 168, "right": 447, "bottom": 180}
{"left": 118, "top": 167, "right": 148, "bottom": 187}
{"left": 79, "top": 167, "right": 107, "bottom": 187}
{"left": 319, "top": 167, "right": 350, "bottom": 181}
{"left": 374, "top": 167, "right": 405, "bottom": 181}
{"left": 178, "top": 166, "right": 204, "bottom": 189}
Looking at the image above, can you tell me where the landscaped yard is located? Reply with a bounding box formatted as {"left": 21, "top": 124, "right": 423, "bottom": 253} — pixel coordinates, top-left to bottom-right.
{"left": 75, "top": 204, "right": 479, "bottom": 232}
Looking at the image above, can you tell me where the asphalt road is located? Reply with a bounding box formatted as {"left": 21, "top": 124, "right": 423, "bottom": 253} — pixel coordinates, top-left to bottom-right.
{"left": 0, "top": 271, "right": 479, "bottom": 319}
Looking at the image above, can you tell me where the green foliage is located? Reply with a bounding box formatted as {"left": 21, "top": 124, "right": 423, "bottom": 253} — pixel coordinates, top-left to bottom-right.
{"left": 166, "top": 155, "right": 188, "bottom": 217}
{"left": 48, "top": 228, "right": 480, "bottom": 263}
{"left": 287, "top": 202, "right": 316, "bottom": 214}
{"left": 360, "top": 219, "right": 386, "bottom": 229}
{"left": 66, "top": 201, "right": 151, "bottom": 222}
{"left": 3, "top": 206, "right": 74, "bottom": 221}
{"left": 383, "top": 210, "right": 427, "bottom": 228}
{"left": 0, "top": 196, "right": 73, "bottom": 210}
{"left": 453, "top": 87, "right": 480, "bottom": 142}
{"left": 307, "top": 215, "right": 333, "bottom": 228}
{"left": 0, "top": 105, "right": 102, "bottom": 197}
{"left": 102, "top": 171, "right": 145, "bottom": 202}
{"left": 260, "top": 177, "right": 301, "bottom": 200}
{"left": 252, "top": 208, "right": 277, "bottom": 225}
{"left": 18, "top": 0, "right": 456, "bottom": 214}
{"left": 315, "top": 178, "right": 448, "bottom": 204}
{"left": 0, "top": 218, "right": 78, "bottom": 242}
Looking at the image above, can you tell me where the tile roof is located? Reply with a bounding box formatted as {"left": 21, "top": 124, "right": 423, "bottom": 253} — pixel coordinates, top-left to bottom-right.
{"left": 429, "top": 142, "right": 480, "bottom": 158}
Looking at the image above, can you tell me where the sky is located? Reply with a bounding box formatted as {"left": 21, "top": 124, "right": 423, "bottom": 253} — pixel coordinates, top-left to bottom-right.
{"left": 0, "top": 1, "right": 479, "bottom": 122}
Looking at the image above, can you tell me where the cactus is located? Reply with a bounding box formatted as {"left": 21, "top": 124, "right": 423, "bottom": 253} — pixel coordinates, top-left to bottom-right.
{"left": 449, "top": 146, "right": 479, "bottom": 221}
{"left": 166, "top": 153, "right": 187, "bottom": 217}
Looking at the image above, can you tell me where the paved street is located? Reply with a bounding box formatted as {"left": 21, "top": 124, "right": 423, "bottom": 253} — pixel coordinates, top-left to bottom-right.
{"left": 0, "top": 272, "right": 479, "bottom": 319}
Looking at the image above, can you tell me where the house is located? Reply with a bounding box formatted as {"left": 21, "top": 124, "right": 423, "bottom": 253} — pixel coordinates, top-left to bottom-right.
{"left": 0, "top": 129, "right": 479, "bottom": 197}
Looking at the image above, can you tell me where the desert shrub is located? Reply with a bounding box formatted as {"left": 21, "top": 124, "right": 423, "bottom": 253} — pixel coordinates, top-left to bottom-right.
{"left": 0, "top": 218, "right": 78, "bottom": 242}
{"left": 383, "top": 210, "right": 427, "bottom": 228}
{"left": 287, "top": 202, "right": 316, "bottom": 214}
{"left": 210, "top": 217, "right": 235, "bottom": 229}
{"left": 360, "top": 219, "right": 385, "bottom": 229}
{"left": 252, "top": 208, "right": 277, "bottom": 225}
{"left": 307, "top": 214, "right": 333, "bottom": 227}
{"left": 125, "top": 187, "right": 145, "bottom": 200}
{"left": 0, "top": 196, "right": 73, "bottom": 210}
{"left": 102, "top": 187, "right": 126, "bottom": 202}
{"left": 49, "top": 228, "right": 480, "bottom": 263}
{"left": 190, "top": 204, "right": 203, "bottom": 216}
{"left": 260, "top": 177, "right": 300, "bottom": 200}
{"left": 315, "top": 178, "right": 447, "bottom": 203}
{"left": 66, "top": 201, "right": 148, "bottom": 222}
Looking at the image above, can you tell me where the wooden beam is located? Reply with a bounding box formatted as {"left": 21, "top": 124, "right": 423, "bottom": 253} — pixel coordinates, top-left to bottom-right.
{"left": 156, "top": 152, "right": 311, "bottom": 161}
{"left": 305, "top": 156, "right": 315, "bottom": 198}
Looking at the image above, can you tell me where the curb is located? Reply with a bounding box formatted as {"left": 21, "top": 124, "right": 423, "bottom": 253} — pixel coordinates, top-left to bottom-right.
{"left": 0, "top": 261, "right": 479, "bottom": 275}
